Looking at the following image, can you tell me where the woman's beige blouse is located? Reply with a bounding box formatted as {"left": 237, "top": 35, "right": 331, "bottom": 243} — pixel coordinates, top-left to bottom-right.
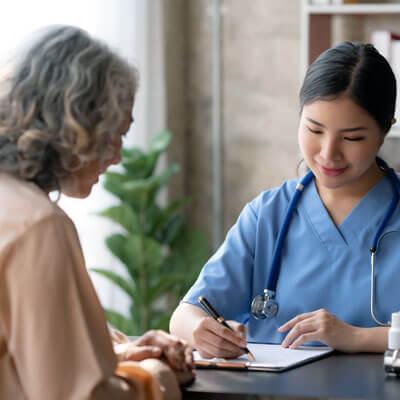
{"left": 0, "top": 172, "right": 134, "bottom": 399}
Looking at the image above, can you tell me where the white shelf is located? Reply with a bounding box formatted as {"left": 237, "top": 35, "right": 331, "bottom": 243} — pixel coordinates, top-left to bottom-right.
{"left": 306, "top": 4, "right": 400, "bottom": 15}
{"left": 389, "top": 125, "right": 400, "bottom": 137}
{"left": 300, "top": 1, "right": 400, "bottom": 73}
{"left": 302, "top": 1, "right": 400, "bottom": 145}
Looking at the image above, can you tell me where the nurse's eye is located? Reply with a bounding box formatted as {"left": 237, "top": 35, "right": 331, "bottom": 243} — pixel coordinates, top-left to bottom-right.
{"left": 344, "top": 137, "right": 364, "bottom": 142}
{"left": 307, "top": 126, "right": 323, "bottom": 134}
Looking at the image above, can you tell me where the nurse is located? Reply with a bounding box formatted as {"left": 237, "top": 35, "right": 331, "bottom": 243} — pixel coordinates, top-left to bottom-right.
{"left": 170, "top": 41, "right": 400, "bottom": 359}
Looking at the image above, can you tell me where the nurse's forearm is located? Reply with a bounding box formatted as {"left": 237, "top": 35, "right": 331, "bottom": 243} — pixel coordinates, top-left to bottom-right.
{"left": 170, "top": 302, "right": 208, "bottom": 347}
{"left": 354, "top": 326, "right": 389, "bottom": 353}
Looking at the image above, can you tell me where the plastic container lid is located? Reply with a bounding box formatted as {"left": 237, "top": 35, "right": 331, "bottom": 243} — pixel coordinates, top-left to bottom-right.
{"left": 389, "top": 312, "right": 400, "bottom": 350}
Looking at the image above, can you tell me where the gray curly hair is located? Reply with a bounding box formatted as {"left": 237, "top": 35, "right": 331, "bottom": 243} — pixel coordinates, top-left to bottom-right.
{"left": 0, "top": 25, "right": 138, "bottom": 191}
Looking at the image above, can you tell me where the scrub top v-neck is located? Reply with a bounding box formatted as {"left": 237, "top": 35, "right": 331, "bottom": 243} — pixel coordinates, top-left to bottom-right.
{"left": 183, "top": 174, "right": 400, "bottom": 344}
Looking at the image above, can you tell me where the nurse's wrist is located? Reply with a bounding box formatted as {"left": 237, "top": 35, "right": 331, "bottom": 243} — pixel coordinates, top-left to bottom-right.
{"left": 347, "top": 326, "right": 366, "bottom": 352}
{"left": 350, "top": 326, "right": 388, "bottom": 353}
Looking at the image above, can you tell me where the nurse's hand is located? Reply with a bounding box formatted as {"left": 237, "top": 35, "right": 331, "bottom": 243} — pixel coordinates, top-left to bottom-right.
{"left": 278, "top": 309, "right": 358, "bottom": 352}
{"left": 193, "top": 317, "right": 247, "bottom": 359}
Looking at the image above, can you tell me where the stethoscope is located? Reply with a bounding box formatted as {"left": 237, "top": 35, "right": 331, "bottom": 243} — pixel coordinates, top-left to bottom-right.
{"left": 251, "top": 157, "right": 400, "bottom": 327}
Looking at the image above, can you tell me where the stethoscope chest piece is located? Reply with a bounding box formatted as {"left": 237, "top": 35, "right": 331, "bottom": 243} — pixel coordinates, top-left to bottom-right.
{"left": 251, "top": 289, "right": 279, "bottom": 319}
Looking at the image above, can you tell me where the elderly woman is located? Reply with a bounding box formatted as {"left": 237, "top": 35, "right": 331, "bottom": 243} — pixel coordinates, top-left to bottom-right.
{"left": 0, "top": 25, "right": 193, "bottom": 400}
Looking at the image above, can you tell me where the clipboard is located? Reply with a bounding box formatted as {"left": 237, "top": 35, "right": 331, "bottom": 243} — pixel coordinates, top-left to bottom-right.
{"left": 194, "top": 343, "right": 334, "bottom": 372}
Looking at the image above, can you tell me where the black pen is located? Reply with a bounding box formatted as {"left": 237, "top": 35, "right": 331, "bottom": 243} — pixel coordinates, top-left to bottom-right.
{"left": 198, "top": 296, "right": 255, "bottom": 361}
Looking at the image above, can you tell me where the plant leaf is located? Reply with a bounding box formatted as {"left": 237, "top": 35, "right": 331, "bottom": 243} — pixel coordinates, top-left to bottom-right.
{"left": 124, "top": 234, "right": 164, "bottom": 274}
{"left": 166, "top": 229, "right": 210, "bottom": 297}
{"left": 149, "top": 131, "right": 171, "bottom": 153}
{"left": 146, "top": 277, "right": 175, "bottom": 304}
{"left": 120, "top": 178, "right": 152, "bottom": 211}
{"left": 105, "top": 234, "right": 129, "bottom": 265}
{"left": 90, "top": 268, "right": 136, "bottom": 300}
{"left": 146, "top": 164, "right": 179, "bottom": 204}
{"left": 122, "top": 152, "right": 153, "bottom": 179}
{"left": 110, "top": 165, "right": 179, "bottom": 212}
{"left": 103, "top": 172, "right": 131, "bottom": 199}
{"left": 120, "top": 131, "right": 171, "bottom": 179}
{"left": 172, "top": 229, "right": 209, "bottom": 269}
{"left": 149, "top": 198, "right": 190, "bottom": 236}
{"left": 99, "top": 131, "right": 210, "bottom": 333}
{"left": 104, "top": 309, "right": 136, "bottom": 336}
{"left": 149, "top": 311, "right": 172, "bottom": 331}
{"left": 143, "top": 152, "right": 160, "bottom": 178}
{"left": 162, "top": 214, "right": 185, "bottom": 245}
{"left": 98, "top": 204, "right": 141, "bottom": 235}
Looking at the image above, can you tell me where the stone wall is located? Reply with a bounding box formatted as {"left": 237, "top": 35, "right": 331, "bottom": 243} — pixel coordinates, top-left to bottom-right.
{"left": 164, "top": 0, "right": 187, "bottom": 201}
{"left": 164, "top": 2, "right": 400, "bottom": 251}
{"left": 177, "top": 0, "right": 302, "bottom": 247}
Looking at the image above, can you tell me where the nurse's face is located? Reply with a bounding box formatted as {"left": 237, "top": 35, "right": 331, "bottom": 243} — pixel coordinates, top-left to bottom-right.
{"left": 298, "top": 96, "right": 386, "bottom": 193}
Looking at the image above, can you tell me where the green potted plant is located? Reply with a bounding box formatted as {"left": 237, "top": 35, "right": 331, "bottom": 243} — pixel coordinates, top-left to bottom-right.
{"left": 91, "top": 131, "right": 209, "bottom": 335}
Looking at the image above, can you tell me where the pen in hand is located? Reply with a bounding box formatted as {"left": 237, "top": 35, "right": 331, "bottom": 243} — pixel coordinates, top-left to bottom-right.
{"left": 198, "top": 296, "right": 255, "bottom": 361}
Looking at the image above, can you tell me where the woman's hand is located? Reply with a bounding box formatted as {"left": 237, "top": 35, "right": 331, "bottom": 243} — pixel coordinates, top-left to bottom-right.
{"left": 278, "top": 308, "right": 359, "bottom": 352}
{"left": 192, "top": 317, "right": 247, "bottom": 359}
{"left": 139, "top": 358, "right": 182, "bottom": 400}
{"left": 114, "top": 330, "right": 194, "bottom": 384}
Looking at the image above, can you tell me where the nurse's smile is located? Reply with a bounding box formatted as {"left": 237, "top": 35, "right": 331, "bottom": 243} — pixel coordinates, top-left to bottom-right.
{"left": 318, "top": 164, "right": 348, "bottom": 177}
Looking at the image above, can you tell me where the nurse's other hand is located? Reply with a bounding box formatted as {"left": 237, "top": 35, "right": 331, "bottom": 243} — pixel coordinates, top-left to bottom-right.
{"left": 278, "top": 309, "right": 357, "bottom": 352}
{"left": 193, "top": 317, "right": 247, "bottom": 359}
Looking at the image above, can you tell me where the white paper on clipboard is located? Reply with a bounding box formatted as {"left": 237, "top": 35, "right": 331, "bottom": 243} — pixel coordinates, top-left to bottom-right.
{"left": 194, "top": 343, "right": 334, "bottom": 372}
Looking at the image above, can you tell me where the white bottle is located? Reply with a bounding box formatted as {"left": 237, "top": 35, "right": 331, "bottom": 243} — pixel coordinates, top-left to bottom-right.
{"left": 384, "top": 312, "right": 400, "bottom": 375}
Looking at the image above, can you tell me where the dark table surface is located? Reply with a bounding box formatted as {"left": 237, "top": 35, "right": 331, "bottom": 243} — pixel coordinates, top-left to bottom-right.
{"left": 183, "top": 352, "right": 400, "bottom": 400}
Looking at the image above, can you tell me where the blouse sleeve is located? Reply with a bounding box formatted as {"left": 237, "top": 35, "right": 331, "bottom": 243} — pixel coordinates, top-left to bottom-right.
{"left": 0, "top": 213, "right": 127, "bottom": 400}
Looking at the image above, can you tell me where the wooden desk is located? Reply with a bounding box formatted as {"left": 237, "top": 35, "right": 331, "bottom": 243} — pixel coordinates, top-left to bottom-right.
{"left": 183, "top": 352, "right": 400, "bottom": 399}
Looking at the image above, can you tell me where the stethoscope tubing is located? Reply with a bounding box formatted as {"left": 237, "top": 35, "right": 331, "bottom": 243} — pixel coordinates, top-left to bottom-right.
{"left": 370, "top": 161, "right": 399, "bottom": 326}
{"left": 256, "top": 157, "right": 400, "bottom": 325}
{"left": 371, "top": 161, "right": 399, "bottom": 251}
{"left": 266, "top": 170, "right": 314, "bottom": 292}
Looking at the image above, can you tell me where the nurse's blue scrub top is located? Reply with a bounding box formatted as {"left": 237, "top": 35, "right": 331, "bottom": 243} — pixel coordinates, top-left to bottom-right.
{"left": 183, "top": 174, "right": 400, "bottom": 344}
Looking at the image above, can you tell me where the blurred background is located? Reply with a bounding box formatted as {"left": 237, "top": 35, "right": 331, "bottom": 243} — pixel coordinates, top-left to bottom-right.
{"left": 3, "top": 0, "right": 400, "bottom": 326}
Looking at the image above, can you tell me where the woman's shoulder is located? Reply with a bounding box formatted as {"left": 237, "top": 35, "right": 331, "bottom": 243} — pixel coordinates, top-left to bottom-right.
{"left": 0, "top": 172, "right": 68, "bottom": 247}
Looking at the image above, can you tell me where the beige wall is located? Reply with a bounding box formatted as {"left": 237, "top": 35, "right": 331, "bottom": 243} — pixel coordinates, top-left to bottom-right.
{"left": 165, "top": 2, "right": 400, "bottom": 249}
{"left": 166, "top": 0, "right": 302, "bottom": 246}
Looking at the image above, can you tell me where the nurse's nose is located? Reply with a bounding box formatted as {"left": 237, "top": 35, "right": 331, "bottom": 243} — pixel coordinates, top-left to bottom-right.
{"left": 319, "top": 135, "right": 342, "bottom": 162}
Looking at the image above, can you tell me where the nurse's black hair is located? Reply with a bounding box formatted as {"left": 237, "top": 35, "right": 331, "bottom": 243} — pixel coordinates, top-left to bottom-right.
{"left": 300, "top": 41, "right": 396, "bottom": 133}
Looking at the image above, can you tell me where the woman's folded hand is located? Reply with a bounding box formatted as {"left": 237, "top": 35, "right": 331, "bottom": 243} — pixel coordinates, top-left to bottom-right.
{"left": 114, "top": 329, "right": 195, "bottom": 385}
